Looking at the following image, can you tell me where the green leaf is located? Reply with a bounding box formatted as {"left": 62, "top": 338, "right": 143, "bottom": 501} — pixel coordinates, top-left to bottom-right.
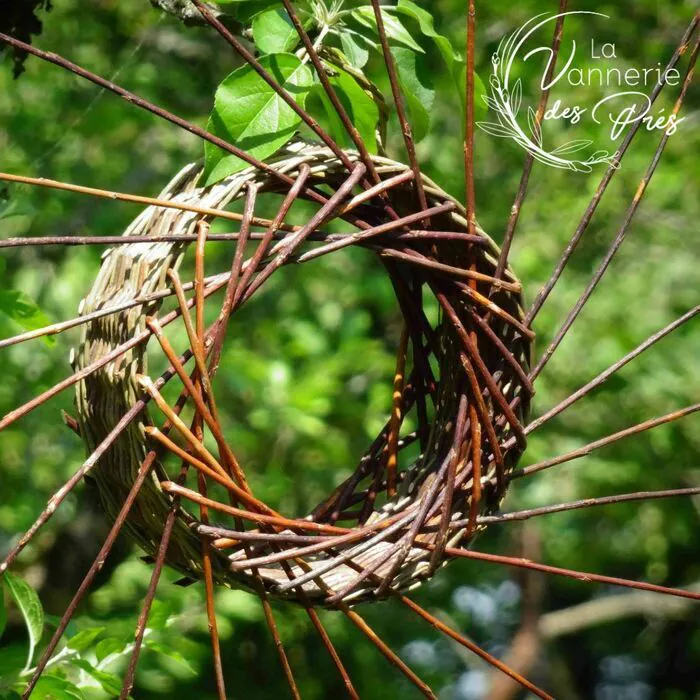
{"left": 252, "top": 9, "right": 299, "bottom": 54}
{"left": 351, "top": 7, "right": 424, "bottom": 53}
{"left": 392, "top": 0, "right": 486, "bottom": 120}
{"left": 0, "top": 691, "right": 22, "bottom": 700}
{"left": 203, "top": 54, "right": 313, "bottom": 186}
{"left": 147, "top": 600, "right": 173, "bottom": 631}
{"left": 393, "top": 0, "right": 455, "bottom": 71}
{"left": 392, "top": 47, "right": 434, "bottom": 142}
{"left": 325, "top": 66, "right": 379, "bottom": 153}
{"left": 0, "top": 195, "right": 35, "bottom": 221}
{"left": 29, "top": 676, "right": 84, "bottom": 700}
{"left": 95, "top": 636, "right": 126, "bottom": 662}
{"left": 70, "top": 659, "right": 122, "bottom": 696}
{"left": 457, "top": 63, "right": 488, "bottom": 122}
{"left": 66, "top": 626, "right": 106, "bottom": 653}
{"left": 0, "top": 290, "right": 55, "bottom": 347}
{"left": 0, "top": 644, "right": 25, "bottom": 685}
{"left": 146, "top": 641, "right": 196, "bottom": 674}
{"left": 3, "top": 572, "right": 44, "bottom": 673}
{"left": 0, "top": 584, "right": 7, "bottom": 640}
{"left": 339, "top": 31, "right": 370, "bottom": 69}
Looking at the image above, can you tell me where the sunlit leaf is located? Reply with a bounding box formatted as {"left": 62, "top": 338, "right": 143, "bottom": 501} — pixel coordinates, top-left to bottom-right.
{"left": 147, "top": 600, "right": 174, "bottom": 631}
{"left": 351, "top": 7, "right": 424, "bottom": 53}
{"left": 457, "top": 64, "right": 488, "bottom": 122}
{"left": 3, "top": 572, "right": 44, "bottom": 673}
{"left": 392, "top": 47, "right": 434, "bottom": 142}
{"left": 0, "top": 290, "right": 55, "bottom": 347}
{"left": 70, "top": 659, "right": 122, "bottom": 696}
{"left": 203, "top": 54, "right": 313, "bottom": 185}
{"left": 339, "top": 30, "right": 370, "bottom": 68}
{"left": 146, "top": 641, "right": 197, "bottom": 674}
{"left": 30, "top": 675, "right": 85, "bottom": 700}
{"left": 323, "top": 66, "right": 379, "bottom": 153}
{"left": 95, "top": 636, "right": 127, "bottom": 662}
{"left": 393, "top": 0, "right": 455, "bottom": 70}
{"left": 252, "top": 9, "right": 299, "bottom": 54}
{"left": 66, "top": 626, "right": 106, "bottom": 653}
{"left": 392, "top": 0, "right": 486, "bottom": 120}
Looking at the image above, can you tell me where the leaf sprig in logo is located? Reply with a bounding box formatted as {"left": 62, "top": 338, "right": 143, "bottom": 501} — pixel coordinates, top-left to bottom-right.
{"left": 478, "top": 12, "right": 619, "bottom": 173}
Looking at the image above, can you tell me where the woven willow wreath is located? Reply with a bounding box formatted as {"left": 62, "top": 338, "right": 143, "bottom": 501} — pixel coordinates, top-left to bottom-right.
{"left": 73, "top": 141, "right": 533, "bottom": 606}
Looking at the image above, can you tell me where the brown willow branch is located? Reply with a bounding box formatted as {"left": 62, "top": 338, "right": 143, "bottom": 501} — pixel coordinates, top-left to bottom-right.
{"left": 304, "top": 610, "right": 359, "bottom": 700}
{"left": 465, "top": 403, "right": 482, "bottom": 536}
{"left": 119, "top": 464, "right": 189, "bottom": 698}
{"left": 399, "top": 596, "right": 553, "bottom": 700}
{"left": 0, "top": 171, "right": 292, "bottom": 228}
{"left": 441, "top": 546, "right": 700, "bottom": 601}
{"left": 376, "top": 247, "right": 522, "bottom": 292}
{"left": 430, "top": 396, "right": 469, "bottom": 571}
{"left": 468, "top": 308, "right": 534, "bottom": 393}
{"left": 329, "top": 546, "right": 553, "bottom": 698}
{"left": 0, "top": 350, "right": 194, "bottom": 574}
{"left": 464, "top": 0, "right": 476, "bottom": 238}
{"left": 436, "top": 289, "right": 527, "bottom": 449}
{"left": 332, "top": 450, "right": 456, "bottom": 603}
{"left": 273, "top": 512, "right": 417, "bottom": 594}
{"left": 122, "top": 387, "right": 215, "bottom": 698}
{"left": 514, "top": 402, "right": 700, "bottom": 479}
{"left": 341, "top": 170, "right": 414, "bottom": 213}
{"left": 193, "top": 437, "right": 228, "bottom": 700}
{"left": 279, "top": 0, "right": 388, "bottom": 192}
{"left": 229, "top": 165, "right": 312, "bottom": 312}
{"left": 525, "top": 14, "right": 700, "bottom": 325}
{"left": 493, "top": 1, "right": 568, "bottom": 280}
{"left": 208, "top": 184, "right": 257, "bottom": 378}
{"left": 0, "top": 228, "right": 490, "bottom": 250}
{"left": 198, "top": 526, "right": 331, "bottom": 547}
{"left": 242, "top": 163, "right": 367, "bottom": 302}
{"left": 0, "top": 272, "right": 228, "bottom": 350}
{"left": 139, "top": 373, "right": 263, "bottom": 508}
{"left": 473, "top": 486, "right": 700, "bottom": 525}
{"left": 0, "top": 232, "right": 323, "bottom": 248}
{"left": 386, "top": 324, "right": 409, "bottom": 499}
{"left": 294, "top": 202, "right": 456, "bottom": 262}
{"left": 526, "top": 305, "right": 700, "bottom": 434}
{"left": 530, "top": 32, "right": 699, "bottom": 381}
{"left": 370, "top": 0, "right": 429, "bottom": 223}
{"left": 161, "top": 481, "right": 349, "bottom": 535}
{"left": 0, "top": 34, "right": 329, "bottom": 205}
{"left": 191, "top": 0, "right": 366, "bottom": 185}
{"left": 0, "top": 268, "right": 232, "bottom": 432}
{"left": 339, "top": 604, "right": 436, "bottom": 698}
{"left": 23, "top": 453, "right": 159, "bottom": 698}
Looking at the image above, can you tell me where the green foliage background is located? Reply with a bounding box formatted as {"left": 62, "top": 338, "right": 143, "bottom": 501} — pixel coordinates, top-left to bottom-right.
{"left": 0, "top": 1, "right": 699, "bottom": 698}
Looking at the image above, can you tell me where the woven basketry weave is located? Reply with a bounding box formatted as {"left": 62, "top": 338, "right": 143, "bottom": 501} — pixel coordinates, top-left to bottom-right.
{"left": 73, "top": 141, "right": 533, "bottom": 605}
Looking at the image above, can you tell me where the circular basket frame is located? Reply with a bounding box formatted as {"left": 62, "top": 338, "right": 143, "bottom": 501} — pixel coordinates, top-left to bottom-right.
{"left": 74, "top": 141, "right": 533, "bottom": 606}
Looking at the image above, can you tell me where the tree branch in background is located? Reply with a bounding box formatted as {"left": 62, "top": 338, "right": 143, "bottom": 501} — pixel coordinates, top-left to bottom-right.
{"left": 150, "top": 0, "right": 233, "bottom": 27}
{"left": 489, "top": 524, "right": 545, "bottom": 700}
{"left": 539, "top": 582, "right": 700, "bottom": 639}
{"left": 487, "top": 524, "right": 700, "bottom": 700}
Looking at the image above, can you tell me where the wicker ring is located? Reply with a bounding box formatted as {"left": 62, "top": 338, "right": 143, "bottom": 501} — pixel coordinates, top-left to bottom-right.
{"left": 73, "top": 142, "right": 533, "bottom": 606}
